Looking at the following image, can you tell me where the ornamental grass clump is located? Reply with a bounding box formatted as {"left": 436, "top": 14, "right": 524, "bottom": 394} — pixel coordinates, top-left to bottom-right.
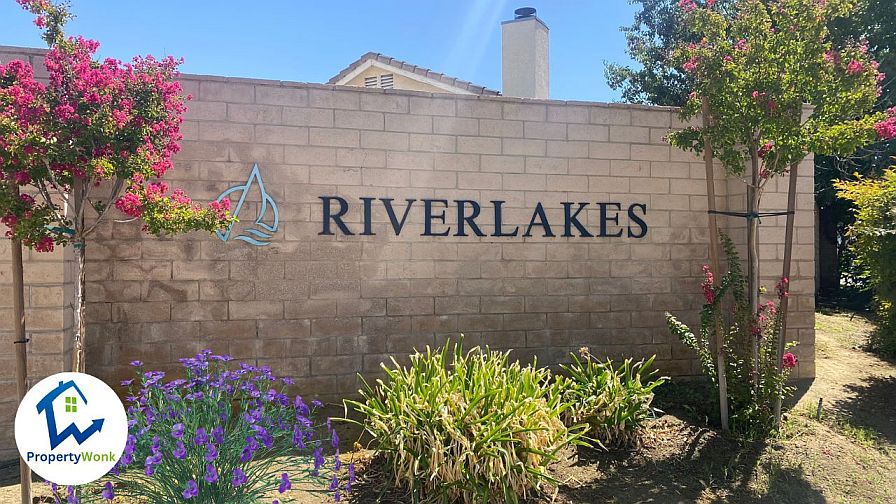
{"left": 53, "top": 350, "right": 353, "bottom": 503}
{"left": 556, "top": 349, "right": 666, "bottom": 448}
{"left": 347, "top": 341, "right": 583, "bottom": 503}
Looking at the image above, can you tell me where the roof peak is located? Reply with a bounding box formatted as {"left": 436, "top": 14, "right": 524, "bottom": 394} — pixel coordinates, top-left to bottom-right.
{"left": 328, "top": 52, "right": 500, "bottom": 96}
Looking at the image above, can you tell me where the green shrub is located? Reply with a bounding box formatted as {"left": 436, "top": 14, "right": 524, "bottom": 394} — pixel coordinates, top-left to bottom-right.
{"left": 346, "top": 340, "right": 583, "bottom": 503}
{"left": 666, "top": 235, "right": 798, "bottom": 439}
{"left": 556, "top": 349, "right": 665, "bottom": 448}
{"left": 836, "top": 169, "right": 896, "bottom": 357}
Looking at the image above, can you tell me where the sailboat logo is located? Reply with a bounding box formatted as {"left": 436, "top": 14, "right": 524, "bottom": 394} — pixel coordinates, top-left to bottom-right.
{"left": 215, "top": 164, "right": 280, "bottom": 246}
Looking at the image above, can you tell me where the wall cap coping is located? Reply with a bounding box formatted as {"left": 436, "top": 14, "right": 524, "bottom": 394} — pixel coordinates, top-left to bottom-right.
{"left": 0, "top": 44, "right": 681, "bottom": 112}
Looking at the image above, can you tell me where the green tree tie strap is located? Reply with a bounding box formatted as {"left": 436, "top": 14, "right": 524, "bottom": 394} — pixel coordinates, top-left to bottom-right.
{"left": 707, "top": 210, "right": 794, "bottom": 221}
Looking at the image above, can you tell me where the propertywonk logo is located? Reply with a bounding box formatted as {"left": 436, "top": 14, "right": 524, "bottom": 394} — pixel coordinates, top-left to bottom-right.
{"left": 15, "top": 372, "right": 128, "bottom": 485}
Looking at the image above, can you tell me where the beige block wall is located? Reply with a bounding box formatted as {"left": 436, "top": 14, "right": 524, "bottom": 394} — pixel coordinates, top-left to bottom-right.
{"left": 0, "top": 46, "right": 816, "bottom": 458}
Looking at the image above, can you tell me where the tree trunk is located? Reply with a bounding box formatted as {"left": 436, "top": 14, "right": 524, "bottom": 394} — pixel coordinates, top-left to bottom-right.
{"left": 12, "top": 239, "right": 32, "bottom": 504}
{"left": 71, "top": 242, "right": 87, "bottom": 373}
{"left": 9, "top": 182, "right": 32, "bottom": 504}
{"left": 774, "top": 161, "right": 799, "bottom": 425}
{"left": 70, "top": 176, "right": 87, "bottom": 373}
{"left": 701, "top": 98, "right": 729, "bottom": 434}
{"left": 747, "top": 144, "right": 761, "bottom": 389}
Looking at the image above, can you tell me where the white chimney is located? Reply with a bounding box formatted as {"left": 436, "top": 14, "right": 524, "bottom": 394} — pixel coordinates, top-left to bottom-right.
{"left": 501, "top": 7, "right": 549, "bottom": 99}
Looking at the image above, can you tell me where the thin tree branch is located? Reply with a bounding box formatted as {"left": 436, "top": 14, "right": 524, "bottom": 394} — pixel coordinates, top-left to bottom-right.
{"left": 82, "top": 177, "right": 126, "bottom": 237}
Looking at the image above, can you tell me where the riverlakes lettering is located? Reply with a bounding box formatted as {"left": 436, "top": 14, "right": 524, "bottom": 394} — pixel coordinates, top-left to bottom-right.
{"left": 319, "top": 197, "right": 648, "bottom": 238}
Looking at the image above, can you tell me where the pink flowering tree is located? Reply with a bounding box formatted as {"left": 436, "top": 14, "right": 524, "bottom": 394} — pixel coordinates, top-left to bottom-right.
{"left": 667, "top": 0, "right": 896, "bottom": 432}
{"left": 1, "top": 0, "right": 233, "bottom": 372}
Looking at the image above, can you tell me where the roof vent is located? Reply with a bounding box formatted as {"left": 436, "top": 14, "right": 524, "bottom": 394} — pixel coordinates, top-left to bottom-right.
{"left": 514, "top": 7, "right": 536, "bottom": 19}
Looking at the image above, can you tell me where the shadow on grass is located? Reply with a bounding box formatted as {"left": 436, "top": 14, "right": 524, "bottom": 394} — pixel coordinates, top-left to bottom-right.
{"left": 552, "top": 378, "right": 824, "bottom": 504}
{"left": 831, "top": 375, "right": 896, "bottom": 445}
{"left": 556, "top": 424, "right": 825, "bottom": 504}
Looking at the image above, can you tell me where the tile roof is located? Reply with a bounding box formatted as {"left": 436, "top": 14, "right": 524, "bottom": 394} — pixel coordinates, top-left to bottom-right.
{"left": 328, "top": 52, "right": 501, "bottom": 96}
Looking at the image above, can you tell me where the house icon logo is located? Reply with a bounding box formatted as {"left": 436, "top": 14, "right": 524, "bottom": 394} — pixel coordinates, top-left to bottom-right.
{"left": 15, "top": 372, "right": 128, "bottom": 486}
{"left": 36, "top": 380, "right": 105, "bottom": 450}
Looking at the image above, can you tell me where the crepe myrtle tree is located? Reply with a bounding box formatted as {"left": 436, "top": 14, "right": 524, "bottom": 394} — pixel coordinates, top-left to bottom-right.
{"left": 668, "top": 0, "right": 896, "bottom": 426}
{"left": 1, "top": 0, "right": 234, "bottom": 373}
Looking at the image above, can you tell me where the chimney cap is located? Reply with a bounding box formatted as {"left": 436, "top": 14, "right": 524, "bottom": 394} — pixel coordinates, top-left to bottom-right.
{"left": 514, "top": 7, "right": 536, "bottom": 19}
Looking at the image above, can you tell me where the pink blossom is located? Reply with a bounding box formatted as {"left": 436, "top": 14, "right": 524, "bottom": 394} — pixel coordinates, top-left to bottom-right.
{"left": 701, "top": 265, "right": 715, "bottom": 304}
{"left": 735, "top": 39, "right": 748, "bottom": 51}
{"left": 875, "top": 117, "right": 896, "bottom": 140}
{"left": 209, "top": 198, "right": 231, "bottom": 220}
{"left": 776, "top": 277, "right": 790, "bottom": 299}
{"left": 1, "top": 213, "right": 18, "bottom": 230}
{"left": 724, "top": 55, "right": 733, "bottom": 63}
{"left": 34, "top": 236, "right": 54, "bottom": 252}
{"left": 823, "top": 51, "right": 840, "bottom": 64}
{"left": 678, "top": 0, "right": 697, "bottom": 12}
{"left": 115, "top": 192, "right": 143, "bottom": 218}
{"left": 782, "top": 352, "right": 798, "bottom": 369}
{"left": 758, "top": 141, "right": 774, "bottom": 159}
{"left": 847, "top": 60, "right": 864, "bottom": 75}
{"left": 683, "top": 57, "right": 700, "bottom": 73}
{"left": 14, "top": 171, "right": 31, "bottom": 185}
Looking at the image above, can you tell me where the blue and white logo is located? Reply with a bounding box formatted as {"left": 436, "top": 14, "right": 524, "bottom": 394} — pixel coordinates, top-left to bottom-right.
{"left": 37, "top": 379, "right": 104, "bottom": 450}
{"left": 16, "top": 372, "right": 127, "bottom": 485}
{"left": 215, "top": 163, "right": 280, "bottom": 246}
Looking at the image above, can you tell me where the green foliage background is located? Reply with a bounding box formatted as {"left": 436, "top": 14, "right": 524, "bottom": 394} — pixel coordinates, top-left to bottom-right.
{"left": 606, "top": 0, "right": 896, "bottom": 300}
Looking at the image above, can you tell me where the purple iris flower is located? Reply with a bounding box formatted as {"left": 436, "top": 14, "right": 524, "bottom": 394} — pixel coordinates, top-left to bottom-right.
{"left": 211, "top": 425, "right": 225, "bottom": 444}
{"left": 205, "top": 443, "right": 218, "bottom": 461}
{"left": 312, "top": 447, "right": 324, "bottom": 476}
{"left": 253, "top": 426, "right": 273, "bottom": 449}
{"left": 66, "top": 486, "right": 79, "bottom": 504}
{"left": 195, "top": 427, "right": 208, "bottom": 445}
{"left": 173, "top": 441, "right": 186, "bottom": 459}
{"left": 292, "top": 425, "right": 306, "bottom": 449}
{"left": 240, "top": 436, "right": 258, "bottom": 463}
{"left": 278, "top": 473, "right": 291, "bottom": 494}
{"left": 232, "top": 467, "right": 248, "bottom": 487}
{"left": 204, "top": 464, "right": 219, "bottom": 484}
{"left": 182, "top": 480, "right": 199, "bottom": 500}
{"left": 101, "top": 482, "right": 114, "bottom": 500}
{"left": 171, "top": 423, "right": 184, "bottom": 439}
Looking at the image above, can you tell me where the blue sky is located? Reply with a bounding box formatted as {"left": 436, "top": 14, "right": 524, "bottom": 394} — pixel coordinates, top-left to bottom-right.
{"left": 0, "top": 1, "right": 639, "bottom": 103}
